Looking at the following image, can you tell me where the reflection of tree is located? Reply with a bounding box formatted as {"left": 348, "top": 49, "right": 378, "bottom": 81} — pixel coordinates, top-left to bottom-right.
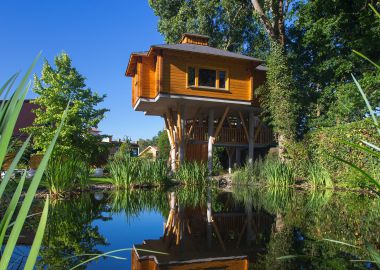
{"left": 36, "top": 194, "right": 109, "bottom": 270}
{"left": 109, "top": 189, "right": 168, "bottom": 219}
{"left": 250, "top": 189, "right": 380, "bottom": 269}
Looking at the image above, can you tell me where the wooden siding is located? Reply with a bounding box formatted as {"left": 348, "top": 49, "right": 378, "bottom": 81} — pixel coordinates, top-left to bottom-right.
{"left": 181, "top": 36, "right": 208, "bottom": 46}
{"left": 140, "top": 56, "right": 157, "bottom": 99}
{"left": 132, "top": 55, "right": 157, "bottom": 107}
{"left": 162, "top": 50, "right": 253, "bottom": 102}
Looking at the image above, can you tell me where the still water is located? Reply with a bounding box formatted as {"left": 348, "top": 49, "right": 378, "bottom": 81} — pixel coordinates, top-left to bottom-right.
{"left": 9, "top": 187, "right": 380, "bottom": 269}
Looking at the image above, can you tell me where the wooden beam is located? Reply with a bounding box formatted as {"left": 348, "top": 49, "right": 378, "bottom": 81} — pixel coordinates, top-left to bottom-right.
{"left": 214, "top": 107, "right": 230, "bottom": 140}
{"left": 164, "top": 113, "right": 175, "bottom": 148}
{"left": 211, "top": 219, "right": 226, "bottom": 251}
{"left": 254, "top": 120, "right": 262, "bottom": 142}
{"left": 186, "top": 107, "right": 201, "bottom": 138}
{"left": 238, "top": 112, "right": 249, "bottom": 141}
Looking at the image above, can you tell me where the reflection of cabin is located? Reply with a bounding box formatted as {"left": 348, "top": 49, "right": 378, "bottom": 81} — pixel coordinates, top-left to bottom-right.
{"left": 139, "top": 146, "right": 159, "bottom": 160}
{"left": 126, "top": 33, "right": 275, "bottom": 172}
{"left": 131, "top": 191, "right": 274, "bottom": 270}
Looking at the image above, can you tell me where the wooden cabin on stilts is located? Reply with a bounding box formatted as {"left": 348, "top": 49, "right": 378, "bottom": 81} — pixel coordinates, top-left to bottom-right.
{"left": 126, "top": 33, "right": 274, "bottom": 174}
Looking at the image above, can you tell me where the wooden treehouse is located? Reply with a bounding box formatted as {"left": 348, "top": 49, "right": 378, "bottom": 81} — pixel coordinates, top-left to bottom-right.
{"left": 126, "top": 33, "right": 274, "bottom": 172}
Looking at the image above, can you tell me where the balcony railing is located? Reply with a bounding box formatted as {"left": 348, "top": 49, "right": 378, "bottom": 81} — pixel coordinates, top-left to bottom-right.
{"left": 187, "top": 124, "right": 274, "bottom": 146}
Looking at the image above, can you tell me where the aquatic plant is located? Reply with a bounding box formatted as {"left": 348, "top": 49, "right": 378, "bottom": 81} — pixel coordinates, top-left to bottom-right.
{"left": 173, "top": 161, "right": 208, "bottom": 186}
{"left": 43, "top": 154, "right": 90, "bottom": 195}
{"left": 306, "top": 162, "right": 333, "bottom": 189}
{"left": 261, "top": 158, "right": 295, "bottom": 188}
{"left": 232, "top": 158, "right": 263, "bottom": 185}
{"left": 109, "top": 154, "right": 169, "bottom": 188}
{"left": 0, "top": 55, "right": 69, "bottom": 269}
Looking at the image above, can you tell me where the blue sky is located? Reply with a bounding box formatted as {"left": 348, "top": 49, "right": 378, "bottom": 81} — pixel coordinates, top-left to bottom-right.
{"left": 0, "top": 0, "right": 165, "bottom": 141}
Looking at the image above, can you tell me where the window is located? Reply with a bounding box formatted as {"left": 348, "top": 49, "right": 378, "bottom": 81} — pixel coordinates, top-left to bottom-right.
{"left": 187, "top": 66, "right": 228, "bottom": 90}
{"left": 218, "top": 70, "right": 226, "bottom": 89}
{"left": 188, "top": 66, "right": 195, "bottom": 86}
{"left": 198, "top": 68, "right": 216, "bottom": 87}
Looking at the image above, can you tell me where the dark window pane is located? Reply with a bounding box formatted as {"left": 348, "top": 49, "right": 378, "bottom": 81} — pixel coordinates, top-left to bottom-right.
{"left": 199, "top": 68, "right": 216, "bottom": 87}
{"left": 188, "top": 67, "right": 195, "bottom": 86}
{"left": 219, "top": 71, "right": 226, "bottom": 89}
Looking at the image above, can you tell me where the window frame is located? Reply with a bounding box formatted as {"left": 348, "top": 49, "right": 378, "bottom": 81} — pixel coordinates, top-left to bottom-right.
{"left": 186, "top": 65, "right": 229, "bottom": 91}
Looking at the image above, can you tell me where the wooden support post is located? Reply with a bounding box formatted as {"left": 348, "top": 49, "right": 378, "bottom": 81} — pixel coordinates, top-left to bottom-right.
{"left": 166, "top": 109, "right": 177, "bottom": 172}
{"left": 208, "top": 109, "right": 214, "bottom": 176}
{"left": 186, "top": 107, "right": 201, "bottom": 138}
{"left": 178, "top": 105, "right": 185, "bottom": 164}
{"left": 226, "top": 147, "right": 233, "bottom": 174}
{"left": 214, "top": 106, "right": 230, "bottom": 139}
{"left": 248, "top": 111, "right": 255, "bottom": 164}
{"left": 235, "top": 148, "right": 241, "bottom": 167}
{"left": 238, "top": 111, "right": 249, "bottom": 141}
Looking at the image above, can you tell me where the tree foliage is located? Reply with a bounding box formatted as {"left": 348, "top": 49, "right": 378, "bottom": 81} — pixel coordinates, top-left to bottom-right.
{"left": 24, "top": 52, "right": 108, "bottom": 158}
{"left": 149, "top": 0, "right": 270, "bottom": 58}
{"left": 288, "top": 0, "right": 380, "bottom": 128}
{"left": 259, "top": 41, "right": 300, "bottom": 147}
{"left": 149, "top": 0, "right": 380, "bottom": 136}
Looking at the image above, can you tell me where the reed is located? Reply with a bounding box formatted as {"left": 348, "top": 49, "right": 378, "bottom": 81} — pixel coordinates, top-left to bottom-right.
{"left": 0, "top": 55, "right": 69, "bottom": 269}
{"left": 307, "top": 162, "right": 333, "bottom": 188}
{"left": 173, "top": 161, "right": 208, "bottom": 186}
{"left": 44, "top": 154, "right": 90, "bottom": 195}
{"left": 232, "top": 158, "right": 263, "bottom": 185}
{"left": 261, "top": 158, "right": 295, "bottom": 188}
{"left": 108, "top": 155, "right": 169, "bottom": 188}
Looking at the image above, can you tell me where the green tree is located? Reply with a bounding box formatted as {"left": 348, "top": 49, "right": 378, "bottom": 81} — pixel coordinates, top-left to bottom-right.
{"left": 258, "top": 42, "right": 300, "bottom": 158}
{"left": 149, "top": 0, "right": 270, "bottom": 58}
{"left": 24, "top": 52, "right": 108, "bottom": 158}
{"left": 288, "top": 0, "right": 380, "bottom": 128}
{"left": 156, "top": 130, "right": 170, "bottom": 161}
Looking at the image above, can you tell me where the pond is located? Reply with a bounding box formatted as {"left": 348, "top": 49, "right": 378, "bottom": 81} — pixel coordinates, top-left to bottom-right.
{"left": 8, "top": 187, "right": 380, "bottom": 269}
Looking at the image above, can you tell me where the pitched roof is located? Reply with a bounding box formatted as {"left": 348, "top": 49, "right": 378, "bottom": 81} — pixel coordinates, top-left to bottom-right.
{"left": 151, "top": 43, "right": 263, "bottom": 62}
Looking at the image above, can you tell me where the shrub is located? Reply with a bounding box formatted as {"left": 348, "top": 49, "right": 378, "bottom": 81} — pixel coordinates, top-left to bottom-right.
{"left": 44, "top": 154, "right": 89, "bottom": 195}
{"left": 306, "top": 118, "right": 380, "bottom": 187}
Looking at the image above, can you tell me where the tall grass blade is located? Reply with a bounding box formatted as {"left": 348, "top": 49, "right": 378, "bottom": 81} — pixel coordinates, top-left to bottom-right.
{"left": 351, "top": 74, "right": 380, "bottom": 135}
{"left": 322, "top": 238, "right": 359, "bottom": 248}
{"left": 361, "top": 140, "right": 380, "bottom": 152}
{"left": 24, "top": 196, "right": 49, "bottom": 270}
{"left": 0, "top": 83, "right": 29, "bottom": 167}
{"left": 0, "top": 172, "right": 25, "bottom": 247}
{"left": 366, "top": 244, "right": 380, "bottom": 268}
{"left": 369, "top": 3, "right": 380, "bottom": 19}
{"left": 0, "top": 102, "right": 69, "bottom": 270}
{"left": 0, "top": 135, "right": 31, "bottom": 199}
{"left": 336, "top": 138, "right": 380, "bottom": 158}
{"left": 69, "top": 248, "right": 168, "bottom": 270}
{"left": 352, "top": 50, "right": 380, "bottom": 69}
{"left": 330, "top": 154, "right": 380, "bottom": 190}
{"left": 0, "top": 74, "right": 18, "bottom": 118}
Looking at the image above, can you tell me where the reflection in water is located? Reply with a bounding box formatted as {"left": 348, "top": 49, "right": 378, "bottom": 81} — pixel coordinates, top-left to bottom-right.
{"left": 132, "top": 186, "right": 274, "bottom": 270}
{"left": 36, "top": 193, "right": 109, "bottom": 269}
{"left": 8, "top": 186, "right": 380, "bottom": 269}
